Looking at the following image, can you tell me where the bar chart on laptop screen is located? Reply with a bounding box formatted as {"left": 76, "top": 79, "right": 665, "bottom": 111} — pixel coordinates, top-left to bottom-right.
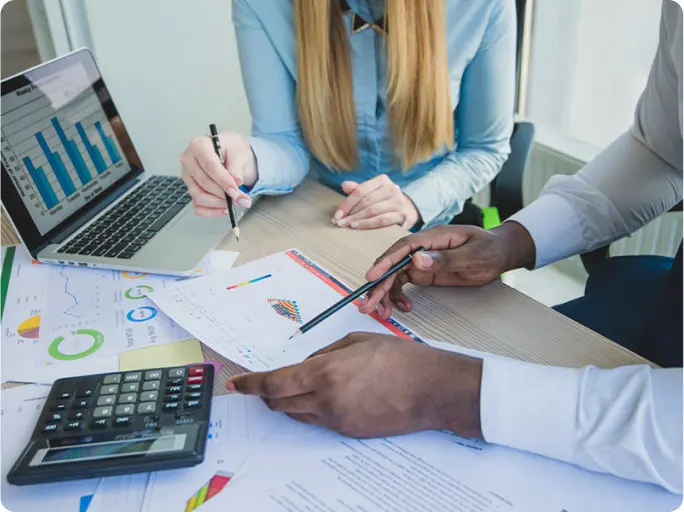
{"left": 1, "top": 63, "right": 130, "bottom": 233}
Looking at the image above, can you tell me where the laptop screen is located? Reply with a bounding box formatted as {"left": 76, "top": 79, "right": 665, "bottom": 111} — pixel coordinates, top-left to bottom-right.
{"left": 1, "top": 50, "right": 137, "bottom": 237}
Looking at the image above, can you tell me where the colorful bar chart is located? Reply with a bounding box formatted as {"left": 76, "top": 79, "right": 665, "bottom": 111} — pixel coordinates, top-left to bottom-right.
{"left": 95, "top": 121, "right": 121, "bottom": 164}
{"left": 23, "top": 157, "right": 58, "bottom": 208}
{"left": 75, "top": 122, "right": 107, "bottom": 174}
{"left": 185, "top": 472, "right": 233, "bottom": 511}
{"left": 35, "top": 131, "right": 75, "bottom": 196}
{"left": 51, "top": 118, "right": 91, "bottom": 185}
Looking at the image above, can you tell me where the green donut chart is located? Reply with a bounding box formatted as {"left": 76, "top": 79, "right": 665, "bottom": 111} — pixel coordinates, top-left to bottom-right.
{"left": 124, "top": 285, "right": 154, "bottom": 300}
{"left": 48, "top": 329, "right": 105, "bottom": 361}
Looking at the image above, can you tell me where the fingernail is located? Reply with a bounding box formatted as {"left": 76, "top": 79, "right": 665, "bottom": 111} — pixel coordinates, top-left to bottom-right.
{"left": 338, "top": 218, "right": 348, "bottom": 227}
{"left": 225, "top": 380, "right": 236, "bottom": 392}
{"left": 238, "top": 197, "right": 251, "bottom": 208}
{"left": 350, "top": 221, "right": 359, "bottom": 229}
{"left": 376, "top": 303, "right": 384, "bottom": 315}
{"left": 227, "top": 188, "right": 238, "bottom": 199}
{"left": 334, "top": 210, "right": 344, "bottom": 220}
{"left": 223, "top": 209, "right": 229, "bottom": 215}
{"left": 415, "top": 252, "right": 434, "bottom": 268}
{"left": 331, "top": 218, "right": 337, "bottom": 224}
{"left": 397, "top": 300, "right": 407, "bottom": 309}
{"left": 235, "top": 176, "right": 244, "bottom": 186}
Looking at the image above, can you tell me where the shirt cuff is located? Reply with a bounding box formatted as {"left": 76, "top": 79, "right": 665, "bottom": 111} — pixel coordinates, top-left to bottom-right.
{"left": 247, "top": 137, "right": 297, "bottom": 197}
{"left": 480, "top": 357, "right": 581, "bottom": 465}
{"left": 403, "top": 180, "right": 456, "bottom": 229}
{"left": 506, "top": 194, "right": 583, "bottom": 268}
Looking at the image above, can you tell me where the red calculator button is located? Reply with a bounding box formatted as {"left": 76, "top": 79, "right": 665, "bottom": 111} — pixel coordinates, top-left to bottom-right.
{"left": 187, "top": 376, "right": 204, "bottom": 384}
{"left": 188, "top": 367, "right": 206, "bottom": 377}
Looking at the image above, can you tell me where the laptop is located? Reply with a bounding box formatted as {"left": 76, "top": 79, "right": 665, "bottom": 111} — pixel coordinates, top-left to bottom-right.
{"left": 1, "top": 48, "right": 246, "bottom": 276}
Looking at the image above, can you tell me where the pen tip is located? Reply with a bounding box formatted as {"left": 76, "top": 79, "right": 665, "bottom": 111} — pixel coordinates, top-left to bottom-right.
{"left": 233, "top": 227, "right": 240, "bottom": 241}
{"left": 289, "top": 329, "right": 301, "bottom": 340}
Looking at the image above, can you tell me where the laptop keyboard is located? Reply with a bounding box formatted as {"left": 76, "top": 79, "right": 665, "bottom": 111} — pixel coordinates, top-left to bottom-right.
{"left": 57, "top": 176, "right": 191, "bottom": 260}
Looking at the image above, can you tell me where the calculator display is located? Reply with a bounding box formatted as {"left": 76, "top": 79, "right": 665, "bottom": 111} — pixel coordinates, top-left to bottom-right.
{"left": 29, "top": 434, "right": 187, "bottom": 466}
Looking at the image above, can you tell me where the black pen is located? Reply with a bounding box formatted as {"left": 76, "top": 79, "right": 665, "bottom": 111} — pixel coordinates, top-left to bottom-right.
{"left": 209, "top": 123, "right": 240, "bottom": 241}
{"left": 289, "top": 251, "right": 418, "bottom": 339}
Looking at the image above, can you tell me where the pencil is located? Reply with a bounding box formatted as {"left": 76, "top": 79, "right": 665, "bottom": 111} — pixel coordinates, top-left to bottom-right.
{"left": 209, "top": 123, "right": 240, "bottom": 241}
{"left": 289, "top": 252, "right": 417, "bottom": 339}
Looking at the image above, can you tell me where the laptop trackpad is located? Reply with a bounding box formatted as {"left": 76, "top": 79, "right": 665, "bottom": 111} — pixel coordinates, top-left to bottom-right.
{"left": 134, "top": 209, "right": 230, "bottom": 268}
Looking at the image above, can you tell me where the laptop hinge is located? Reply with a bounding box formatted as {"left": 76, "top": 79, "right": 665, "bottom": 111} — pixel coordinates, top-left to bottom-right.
{"left": 33, "top": 174, "right": 142, "bottom": 255}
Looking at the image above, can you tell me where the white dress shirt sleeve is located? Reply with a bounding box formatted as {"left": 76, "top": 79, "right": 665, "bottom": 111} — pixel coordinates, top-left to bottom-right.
{"left": 480, "top": 358, "right": 683, "bottom": 494}
{"left": 508, "top": 0, "right": 683, "bottom": 268}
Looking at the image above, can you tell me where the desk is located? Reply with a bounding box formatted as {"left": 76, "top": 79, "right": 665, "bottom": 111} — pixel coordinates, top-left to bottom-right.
{"left": 1, "top": 180, "right": 652, "bottom": 394}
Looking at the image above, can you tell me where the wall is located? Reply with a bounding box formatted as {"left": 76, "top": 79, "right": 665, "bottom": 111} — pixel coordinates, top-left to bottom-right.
{"left": 82, "top": 0, "right": 252, "bottom": 175}
{"left": 1, "top": 0, "right": 42, "bottom": 79}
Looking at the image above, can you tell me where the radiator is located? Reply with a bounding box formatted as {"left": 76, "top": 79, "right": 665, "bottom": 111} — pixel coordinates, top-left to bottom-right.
{"left": 476, "top": 142, "right": 683, "bottom": 282}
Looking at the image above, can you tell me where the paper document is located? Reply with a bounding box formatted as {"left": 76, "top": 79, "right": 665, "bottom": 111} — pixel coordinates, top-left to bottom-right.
{"left": 85, "top": 474, "right": 149, "bottom": 512}
{"left": 0, "top": 384, "right": 101, "bottom": 512}
{"left": 206, "top": 426, "right": 680, "bottom": 512}
{"left": 0, "top": 248, "right": 236, "bottom": 383}
{"left": 140, "top": 394, "right": 315, "bottom": 512}
{"left": 149, "top": 249, "right": 422, "bottom": 371}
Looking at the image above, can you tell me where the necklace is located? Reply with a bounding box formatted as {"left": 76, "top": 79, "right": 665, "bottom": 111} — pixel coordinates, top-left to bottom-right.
{"left": 340, "top": 0, "right": 386, "bottom": 35}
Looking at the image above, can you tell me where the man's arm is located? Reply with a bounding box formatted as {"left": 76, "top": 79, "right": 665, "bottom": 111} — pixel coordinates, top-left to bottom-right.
{"left": 480, "top": 359, "right": 683, "bottom": 493}
{"left": 509, "top": 0, "right": 682, "bottom": 268}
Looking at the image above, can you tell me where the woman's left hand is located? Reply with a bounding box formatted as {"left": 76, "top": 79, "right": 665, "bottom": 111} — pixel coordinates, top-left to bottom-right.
{"left": 332, "top": 174, "right": 421, "bottom": 230}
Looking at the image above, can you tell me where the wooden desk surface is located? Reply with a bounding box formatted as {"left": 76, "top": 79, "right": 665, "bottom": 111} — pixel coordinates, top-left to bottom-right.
{"left": 1, "top": 180, "right": 651, "bottom": 394}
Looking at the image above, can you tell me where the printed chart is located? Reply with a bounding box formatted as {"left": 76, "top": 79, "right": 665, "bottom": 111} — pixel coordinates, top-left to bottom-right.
{"left": 140, "top": 394, "right": 314, "bottom": 512}
{"left": 185, "top": 471, "right": 233, "bottom": 511}
{"left": 17, "top": 314, "right": 41, "bottom": 339}
{"left": 1, "top": 246, "right": 49, "bottom": 374}
{"left": 149, "top": 250, "right": 422, "bottom": 371}
{"left": 267, "top": 298, "right": 302, "bottom": 323}
{"left": 39, "top": 265, "right": 191, "bottom": 361}
{"left": 0, "top": 247, "right": 236, "bottom": 383}
{"left": 39, "top": 250, "right": 237, "bottom": 363}
{"left": 1, "top": 246, "right": 118, "bottom": 383}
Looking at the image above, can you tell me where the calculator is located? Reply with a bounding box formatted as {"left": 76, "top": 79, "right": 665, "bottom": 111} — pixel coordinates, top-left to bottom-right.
{"left": 7, "top": 364, "right": 215, "bottom": 485}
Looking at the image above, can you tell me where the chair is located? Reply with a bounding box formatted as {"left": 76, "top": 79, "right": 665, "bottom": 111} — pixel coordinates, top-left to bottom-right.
{"left": 488, "top": 131, "right": 683, "bottom": 274}
{"left": 488, "top": 121, "right": 536, "bottom": 222}
{"left": 580, "top": 201, "right": 683, "bottom": 273}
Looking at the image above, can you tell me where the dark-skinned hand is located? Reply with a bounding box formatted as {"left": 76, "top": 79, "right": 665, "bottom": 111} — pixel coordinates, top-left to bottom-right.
{"left": 226, "top": 332, "right": 483, "bottom": 439}
{"left": 359, "top": 222, "right": 536, "bottom": 319}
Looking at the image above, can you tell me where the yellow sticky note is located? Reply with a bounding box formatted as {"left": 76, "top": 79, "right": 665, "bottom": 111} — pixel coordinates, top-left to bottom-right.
{"left": 119, "top": 339, "right": 204, "bottom": 371}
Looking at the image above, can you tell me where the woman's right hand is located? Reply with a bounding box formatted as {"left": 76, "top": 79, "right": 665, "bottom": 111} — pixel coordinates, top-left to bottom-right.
{"left": 180, "top": 131, "right": 258, "bottom": 217}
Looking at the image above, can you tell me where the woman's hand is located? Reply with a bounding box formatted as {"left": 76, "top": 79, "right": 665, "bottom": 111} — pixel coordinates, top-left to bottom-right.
{"left": 332, "top": 174, "right": 421, "bottom": 230}
{"left": 180, "top": 131, "right": 258, "bottom": 217}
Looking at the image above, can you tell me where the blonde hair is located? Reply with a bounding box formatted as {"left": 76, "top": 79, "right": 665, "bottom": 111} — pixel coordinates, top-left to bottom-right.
{"left": 294, "top": 0, "right": 453, "bottom": 171}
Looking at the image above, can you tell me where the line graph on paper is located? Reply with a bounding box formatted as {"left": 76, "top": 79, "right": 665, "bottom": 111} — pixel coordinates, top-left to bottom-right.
{"left": 39, "top": 264, "right": 192, "bottom": 361}
{"left": 59, "top": 267, "right": 87, "bottom": 318}
{"left": 49, "top": 266, "right": 106, "bottom": 329}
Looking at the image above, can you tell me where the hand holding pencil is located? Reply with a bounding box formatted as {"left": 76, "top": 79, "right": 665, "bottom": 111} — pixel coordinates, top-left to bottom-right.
{"left": 289, "top": 251, "right": 419, "bottom": 339}
{"left": 180, "top": 127, "right": 257, "bottom": 221}
{"left": 209, "top": 124, "right": 240, "bottom": 241}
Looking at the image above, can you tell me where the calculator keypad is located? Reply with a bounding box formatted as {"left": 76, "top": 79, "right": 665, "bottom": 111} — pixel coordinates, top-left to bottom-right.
{"left": 38, "top": 365, "right": 211, "bottom": 437}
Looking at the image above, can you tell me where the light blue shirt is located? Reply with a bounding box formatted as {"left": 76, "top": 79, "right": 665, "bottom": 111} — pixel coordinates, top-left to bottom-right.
{"left": 233, "top": 0, "right": 516, "bottom": 228}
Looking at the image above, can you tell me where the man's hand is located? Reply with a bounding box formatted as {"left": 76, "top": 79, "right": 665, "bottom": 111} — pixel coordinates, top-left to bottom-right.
{"left": 226, "top": 332, "right": 483, "bottom": 439}
{"left": 332, "top": 175, "right": 421, "bottom": 230}
{"left": 359, "top": 223, "right": 536, "bottom": 318}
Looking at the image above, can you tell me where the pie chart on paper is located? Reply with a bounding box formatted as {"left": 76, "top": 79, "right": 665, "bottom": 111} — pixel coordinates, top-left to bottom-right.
{"left": 17, "top": 315, "right": 40, "bottom": 339}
